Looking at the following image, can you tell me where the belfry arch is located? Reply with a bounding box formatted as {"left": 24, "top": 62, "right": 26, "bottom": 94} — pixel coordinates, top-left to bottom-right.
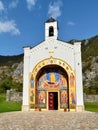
{"left": 49, "top": 26, "right": 54, "bottom": 36}
{"left": 29, "top": 57, "right": 76, "bottom": 111}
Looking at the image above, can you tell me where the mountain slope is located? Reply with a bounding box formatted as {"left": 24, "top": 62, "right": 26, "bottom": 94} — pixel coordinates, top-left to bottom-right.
{"left": 82, "top": 35, "right": 98, "bottom": 61}
{"left": 81, "top": 35, "right": 98, "bottom": 94}
{"left": 0, "top": 54, "right": 23, "bottom": 66}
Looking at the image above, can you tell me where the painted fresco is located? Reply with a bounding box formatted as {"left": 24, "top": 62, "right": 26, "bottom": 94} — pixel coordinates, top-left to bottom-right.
{"left": 31, "top": 70, "right": 76, "bottom": 110}
{"left": 69, "top": 73, "right": 76, "bottom": 109}
{"left": 30, "top": 89, "right": 34, "bottom": 102}
{"left": 60, "top": 90, "right": 68, "bottom": 108}
{"left": 30, "top": 92, "right": 34, "bottom": 102}
{"left": 29, "top": 57, "right": 77, "bottom": 110}
{"left": 36, "top": 70, "right": 68, "bottom": 109}
{"left": 30, "top": 89, "right": 35, "bottom": 109}
{"left": 37, "top": 70, "right": 67, "bottom": 89}
{"left": 30, "top": 80, "right": 34, "bottom": 88}
{"left": 37, "top": 91, "right": 46, "bottom": 108}
{"left": 70, "top": 73, "right": 75, "bottom": 87}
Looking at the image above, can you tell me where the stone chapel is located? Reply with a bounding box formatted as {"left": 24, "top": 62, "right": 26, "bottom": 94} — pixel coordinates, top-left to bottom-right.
{"left": 22, "top": 17, "right": 84, "bottom": 112}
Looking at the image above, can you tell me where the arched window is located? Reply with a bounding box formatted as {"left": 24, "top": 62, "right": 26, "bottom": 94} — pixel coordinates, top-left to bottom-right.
{"left": 49, "top": 26, "right": 54, "bottom": 36}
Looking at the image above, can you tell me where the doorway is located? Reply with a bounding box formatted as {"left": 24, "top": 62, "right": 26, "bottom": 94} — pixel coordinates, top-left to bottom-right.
{"left": 48, "top": 92, "right": 58, "bottom": 110}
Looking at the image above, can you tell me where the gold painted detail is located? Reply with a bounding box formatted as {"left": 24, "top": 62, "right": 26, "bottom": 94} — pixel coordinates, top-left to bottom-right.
{"left": 31, "top": 57, "right": 74, "bottom": 79}
{"left": 49, "top": 50, "right": 54, "bottom": 57}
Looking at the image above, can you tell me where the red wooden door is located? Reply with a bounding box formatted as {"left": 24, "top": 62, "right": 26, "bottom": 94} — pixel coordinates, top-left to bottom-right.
{"left": 49, "top": 92, "right": 54, "bottom": 110}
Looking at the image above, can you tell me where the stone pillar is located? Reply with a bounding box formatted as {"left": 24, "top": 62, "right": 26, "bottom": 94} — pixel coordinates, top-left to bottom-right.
{"left": 74, "top": 42, "right": 84, "bottom": 112}
{"left": 22, "top": 47, "right": 30, "bottom": 111}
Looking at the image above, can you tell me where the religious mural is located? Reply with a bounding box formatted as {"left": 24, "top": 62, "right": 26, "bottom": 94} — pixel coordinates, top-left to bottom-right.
{"left": 37, "top": 91, "right": 46, "bottom": 108}
{"left": 69, "top": 73, "right": 76, "bottom": 108}
{"left": 36, "top": 69, "right": 68, "bottom": 109}
{"left": 29, "top": 89, "right": 35, "bottom": 109}
{"left": 30, "top": 91, "right": 34, "bottom": 102}
{"left": 60, "top": 90, "right": 68, "bottom": 108}
{"left": 30, "top": 79, "right": 34, "bottom": 88}
{"left": 30, "top": 65, "right": 76, "bottom": 110}
{"left": 37, "top": 70, "right": 67, "bottom": 90}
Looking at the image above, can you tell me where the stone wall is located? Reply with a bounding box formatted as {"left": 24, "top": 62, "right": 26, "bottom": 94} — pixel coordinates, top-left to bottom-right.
{"left": 84, "top": 93, "right": 98, "bottom": 102}
{"left": 6, "top": 89, "right": 22, "bottom": 102}
{"left": 6, "top": 90, "right": 98, "bottom": 103}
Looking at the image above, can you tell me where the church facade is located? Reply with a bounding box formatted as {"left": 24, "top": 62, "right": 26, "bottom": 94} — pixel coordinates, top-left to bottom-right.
{"left": 22, "top": 18, "right": 84, "bottom": 112}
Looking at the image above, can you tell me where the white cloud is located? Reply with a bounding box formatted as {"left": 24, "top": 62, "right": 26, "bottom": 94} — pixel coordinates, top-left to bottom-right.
{"left": 48, "top": 1, "right": 62, "bottom": 19}
{"left": 26, "top": 0, "right": 37, "bottom": 10}
{"left": 0, "top": 1, "right": 4, "bottom": 11}
{"left": 0, "top": 1, "right": 20, "bottom": 36}
{"left": 0, "top": 20, "right": 20, "bottom": 35}
{"left": 9, "top": 0, "right": 19, "bottom": 9}
{"left": 67, "top": 21, "right": 75, "bottom": 26}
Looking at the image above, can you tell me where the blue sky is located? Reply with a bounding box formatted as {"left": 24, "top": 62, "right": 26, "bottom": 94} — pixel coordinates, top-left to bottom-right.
{"left": 0, "top": 0, "right": 98, "bottom": 55}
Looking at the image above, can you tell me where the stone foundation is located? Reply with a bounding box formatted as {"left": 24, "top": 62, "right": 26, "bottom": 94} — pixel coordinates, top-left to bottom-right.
{"left": 22, "top": 105, "right": 30, "bottom": 111}
{"left": 76, "top": 105, "right": 84, "bottom": 112}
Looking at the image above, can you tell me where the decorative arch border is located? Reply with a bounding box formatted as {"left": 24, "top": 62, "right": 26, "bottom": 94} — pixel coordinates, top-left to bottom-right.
{"left": 29, "top": 57, "right": 76, "bottom": 111}
{"left": 31, "top": 57, "right": 74, "bottom": 79}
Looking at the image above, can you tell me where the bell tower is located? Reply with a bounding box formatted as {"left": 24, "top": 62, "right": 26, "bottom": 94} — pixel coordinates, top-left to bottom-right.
{"left": 45, "top": 17, "right": 58, "bottom": 40}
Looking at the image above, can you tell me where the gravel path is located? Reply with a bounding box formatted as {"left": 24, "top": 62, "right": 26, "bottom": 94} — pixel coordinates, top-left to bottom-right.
{"left": 0, "top": 111, "right": 98, "bottom": 130}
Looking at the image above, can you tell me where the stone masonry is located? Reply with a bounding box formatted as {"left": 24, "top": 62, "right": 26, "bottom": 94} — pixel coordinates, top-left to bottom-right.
{"left": 84, "top": 93, "right": 98, "bottom": 102}
{"left": 6, "top": 89, "right": 22, "bottom": 102}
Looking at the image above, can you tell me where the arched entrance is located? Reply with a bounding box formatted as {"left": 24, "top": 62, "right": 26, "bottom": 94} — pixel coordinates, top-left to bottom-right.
{"left": 29, "top": 57, "right": 76, "bottom": 111}
{"left": 35, "top": 65, "right": 69, "bottom": 110}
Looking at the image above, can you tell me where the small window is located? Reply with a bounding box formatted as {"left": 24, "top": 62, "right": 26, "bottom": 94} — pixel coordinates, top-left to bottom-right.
{"left": 49, "top": 26, "right": 54, "bottom": 36}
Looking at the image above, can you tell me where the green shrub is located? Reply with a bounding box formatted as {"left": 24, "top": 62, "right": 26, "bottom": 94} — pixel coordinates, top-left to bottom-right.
{"left": 0, "top": 76, "right": 23, "bottom": 93}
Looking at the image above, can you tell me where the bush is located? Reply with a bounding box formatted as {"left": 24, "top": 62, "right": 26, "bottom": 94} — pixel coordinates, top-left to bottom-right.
{"left": 0, "top": 76, "right": 23, "bottom": 93}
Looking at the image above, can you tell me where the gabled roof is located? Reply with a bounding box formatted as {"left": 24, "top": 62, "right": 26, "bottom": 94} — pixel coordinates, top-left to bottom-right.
{"left": 46, "top": 17, "right": 56, "bottom": 23}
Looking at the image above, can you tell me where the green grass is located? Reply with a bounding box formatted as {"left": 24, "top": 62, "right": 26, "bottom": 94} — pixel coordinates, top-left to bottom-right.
{"left": 0, "top": 94, "right": 98, "bottom": 113}
{"left": 85, "top": 102, "right": 98, "bottom": 113}
{"left": 0, "top": 93, "right": 22, "bottom": 113}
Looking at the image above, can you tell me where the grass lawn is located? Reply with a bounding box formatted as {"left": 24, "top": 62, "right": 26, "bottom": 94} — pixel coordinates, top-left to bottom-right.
{"left": 0, "top": 93, "right": 98, "bottom": 113}
{"left": 0, "top": 93, "right": 22, "bottom": 113}
{"left": 85, "top": 102, "right": 98, "bottom": 113}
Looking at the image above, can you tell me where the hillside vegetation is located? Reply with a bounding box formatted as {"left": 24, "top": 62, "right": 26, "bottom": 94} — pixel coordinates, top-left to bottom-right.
{"left": 82, "top": 35, "right": 98, "bottom": 60}
{"left": 81, "top": 35, "right": 98, "bottom": 94}
{"left": 0, "top": 54, "right": 23, "bottom": 93}
{"left": 0, "top": 36, "right": 98, "bottom": 94}
{"left": 0, "top": 54, "right": 23, "bottom": 66}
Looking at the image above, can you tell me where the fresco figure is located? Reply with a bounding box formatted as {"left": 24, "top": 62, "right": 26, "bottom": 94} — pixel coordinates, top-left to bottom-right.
{"left": 38, "top": 91, "right": 46, "bottom": 104}
{"left": 61, "top": 91, "right": 67, "bottom": 107}
{"left": 50, "top": 72, "right": 56, "bottom": 82}
{"left": 38, "top": 73, "right": 46, "bottom": 88}
{"left": 30, "top": 90, "right": 34, "bottom": 102}
{"left": 30, "top": 80, "right": 34, "bottom": 88}
{"left": 59, "top": 75, "right": 67, "bottom": 87}
{"left": 38, "top": 71, "right": 68, "bottom": 89}
{"left": 70, "top": 73, "right": 75, "bottom": 87}
{"left": 70, "top": 92, "right": 76, "bottom": 106}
